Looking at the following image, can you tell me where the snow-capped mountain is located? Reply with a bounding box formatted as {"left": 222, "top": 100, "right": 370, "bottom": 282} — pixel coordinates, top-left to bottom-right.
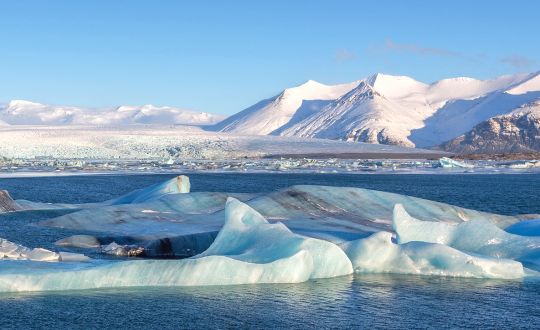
{"left": 212, "top": 72, "right": 540, "bottom": 149}
{"left": 210, "top": 80, "right": 359, "bottom": 135}
{"left": 440, "top": 101, "right": 540, "bottom": 153}
{"left": 0, "top": 100, "right": 224, "bottom": 126}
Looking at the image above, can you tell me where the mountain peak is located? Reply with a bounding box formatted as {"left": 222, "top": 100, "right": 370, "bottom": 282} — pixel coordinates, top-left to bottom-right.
{"left": 364, "top": 73, "right": 428, "bottom": 99}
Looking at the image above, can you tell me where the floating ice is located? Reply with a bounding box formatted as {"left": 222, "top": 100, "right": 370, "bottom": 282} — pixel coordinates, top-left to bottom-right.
{"left": 101, "top": 242, "right": 145, "bottom": 257}
{"left": 393, "top": 204, "right": 540, "bottom": 270}
{"left": 43, "top": 185, "right": 524, "bottom": 259}
{"left": 1, "top": 176, "right": 538, "bottom": 293}
{"left": 109, "top": 175, "right": 191, "bottom": 205}
{"left": 1, "top": 238, "right": 89, "bottom": 262}
{"left": 0, "top": 198, "right": 352, "bottom": 292}
{"left": 341, "top": 232, "right": 524, "bottom": 279}
{"left": 439, "top": 157, "right": 474, "bottom": 169}
{"left": 55, "top": 235, "right": 101, "bottom": 248}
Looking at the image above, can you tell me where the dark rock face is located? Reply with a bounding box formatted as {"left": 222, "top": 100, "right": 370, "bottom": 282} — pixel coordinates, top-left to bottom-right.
{"left": 0, "top": 190, "right": 21, "bottom": 212}
{"left": 440, "top": 107, "right": 540, "bottom": 154}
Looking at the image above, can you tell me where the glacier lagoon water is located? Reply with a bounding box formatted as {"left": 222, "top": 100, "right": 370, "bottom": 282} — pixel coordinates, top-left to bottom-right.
{"left": 0, "top": 173, "right": 539, "bottom": 328}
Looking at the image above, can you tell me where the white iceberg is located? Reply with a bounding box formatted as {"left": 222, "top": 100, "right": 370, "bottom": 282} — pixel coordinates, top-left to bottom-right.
{"left": 341, "top": 232, "right": 524, "bottom": 279}
{"left": 109, "top": 175, "right": 191, "bottom": 205}
{"left": 439, "top": 157, "right": 474, "bottom": 169}
{"left": 393, "top": 204, "right": 540, "bottom": 269}
{"left": 1, "top": 238, "right": 89, "bottom": 262}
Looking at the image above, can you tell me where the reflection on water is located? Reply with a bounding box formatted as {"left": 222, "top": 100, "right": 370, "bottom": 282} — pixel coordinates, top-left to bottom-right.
{"left": 0, "top": 274, "right": 539, "bottom": 329}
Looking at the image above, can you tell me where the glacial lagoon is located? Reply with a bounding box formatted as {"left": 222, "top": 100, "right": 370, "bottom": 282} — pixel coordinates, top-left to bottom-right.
{"left": 0, "top": 173, "right": 539, "bottom": 328}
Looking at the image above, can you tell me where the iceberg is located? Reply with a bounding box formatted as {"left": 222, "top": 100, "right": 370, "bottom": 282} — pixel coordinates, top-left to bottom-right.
{"left": 439, "top": 157, "right": 474, "bottom": 169}
{"left": 341, "top": 232, "right": 524, "bottom": 279}
{"left": 0, "top": 198, "right": 352, "bottom": 292}
{"left": 393, "top": 204, "right": 540, "bottom": 269}
{"left": 1, "top": 238, "right": 89, "bottom": 262}
{"left": 1, "top": 175, "right": 192, "bottom": 213}
{"left": 42, "top": 184, "right": 524, "bottom": 259}
{"left": 109, "top": 175, "right": 191, "bottom": 205}
{"left": 2, "top": 175, "right": 538, "bottom": 293}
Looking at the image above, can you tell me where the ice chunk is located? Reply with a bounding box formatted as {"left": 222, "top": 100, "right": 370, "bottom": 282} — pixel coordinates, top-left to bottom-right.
{"left": 55, "top": 235, "right": 101, "bottom": 248}
{"left": 439, "top": 157, "right": 474, "bottom": 168}
{"left": 341, "top": 232, "right": 524, "bottom": 279}
{"left": 101, "top": 242, "right": 145, "bottom": 257}
{"left": 1, "top": 238, "right": 60, "bottom": 261}
{"left": 58, "top": 252, "right": 92, "bottom": 262}
{"left": 0, "top": 198, "right": 352, "bottom": 292}
{"left": 110, "top": 175, "right": 191, "bottom": 205}
{"left": 393, "top": 204, "right": 540, "bottom": 270}
{"left": 1, "top": 238, "right": 90, "bottom": 262}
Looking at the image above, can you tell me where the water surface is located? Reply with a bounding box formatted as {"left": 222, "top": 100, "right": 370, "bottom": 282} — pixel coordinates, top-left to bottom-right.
{"left": 0, "top": 173, "right": 539, "bottom": 329}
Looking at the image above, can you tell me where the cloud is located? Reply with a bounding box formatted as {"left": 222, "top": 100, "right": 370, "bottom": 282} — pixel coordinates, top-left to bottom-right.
{"left": 335, "top": 48, "right": 356, "bottom": 62}
{"left": 383, "top": 39, "right": 462, "bottom": 58}
{"left": 500, "top": 55, "right": 536, "bottom": 69}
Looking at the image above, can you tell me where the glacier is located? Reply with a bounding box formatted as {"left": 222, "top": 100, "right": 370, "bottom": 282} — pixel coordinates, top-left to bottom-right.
{"left": 0, "top": 176, "right": 539, "bottom": 292}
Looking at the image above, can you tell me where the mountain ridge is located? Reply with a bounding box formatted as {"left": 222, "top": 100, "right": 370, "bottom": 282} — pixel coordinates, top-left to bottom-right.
{"left": 210, "top": 71, "right": 540, "bottom": 149}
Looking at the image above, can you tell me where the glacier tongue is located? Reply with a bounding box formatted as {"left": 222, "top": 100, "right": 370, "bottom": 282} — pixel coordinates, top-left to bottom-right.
{"left": 341, "top": 232, "right": 524, "bottom": 279}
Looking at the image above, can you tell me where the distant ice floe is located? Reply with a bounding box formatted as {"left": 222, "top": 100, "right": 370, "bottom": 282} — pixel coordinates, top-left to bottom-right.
{"left": 0, "top": 175, "right": 539, "bottom": 292}
{"left": 438, "top": 157, "right": 474, "bottom": 169}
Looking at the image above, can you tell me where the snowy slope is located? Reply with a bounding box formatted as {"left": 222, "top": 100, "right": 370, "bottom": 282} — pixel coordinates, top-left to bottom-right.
{"left": 218, "top": 72, "right": 540, "bottom": 147}
{"left": 280, "top": 78, "right": 434, "bottom": 147}
{"left": 210, "top": 80, "right": 359, "bottom": 135}
{"left": 0, "top": 100, "right": 224, "bottom": 126}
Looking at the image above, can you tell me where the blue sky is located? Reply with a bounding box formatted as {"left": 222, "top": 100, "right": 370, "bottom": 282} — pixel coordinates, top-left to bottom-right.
{"left": 0, "top": 0, "right": 538, "bottom": 115}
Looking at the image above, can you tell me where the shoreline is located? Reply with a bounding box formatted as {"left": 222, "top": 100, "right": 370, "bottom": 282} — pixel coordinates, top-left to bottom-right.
{"left": 1, "top": 167, "right": 539, "bottom": 178}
